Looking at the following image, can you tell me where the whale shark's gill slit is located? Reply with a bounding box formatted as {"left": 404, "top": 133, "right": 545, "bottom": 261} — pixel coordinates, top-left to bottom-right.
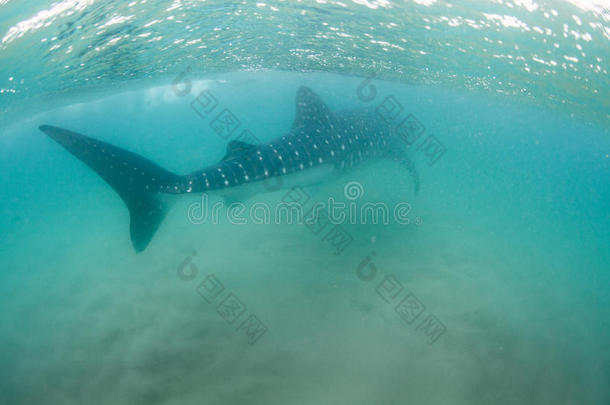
{"left": 39, "top": 125, "right": 182, "bottom": 252}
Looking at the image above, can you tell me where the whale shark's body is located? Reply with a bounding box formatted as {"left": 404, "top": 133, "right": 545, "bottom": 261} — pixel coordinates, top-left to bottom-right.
{"left": 40, "top": 86, "right": 418, "bottom": 252}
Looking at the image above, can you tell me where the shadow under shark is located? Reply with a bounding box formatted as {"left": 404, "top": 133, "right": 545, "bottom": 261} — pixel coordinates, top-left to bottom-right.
{"left": 39, "top": 86, "right": 419, "bottom": 252}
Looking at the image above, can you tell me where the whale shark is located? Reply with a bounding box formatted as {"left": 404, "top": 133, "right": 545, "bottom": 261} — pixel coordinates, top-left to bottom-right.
{"left": 39, "top": 86, "right": 419, "bottom": 252}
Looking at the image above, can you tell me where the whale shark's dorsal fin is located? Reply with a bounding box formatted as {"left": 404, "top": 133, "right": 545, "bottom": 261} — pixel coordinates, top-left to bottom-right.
{"left": 222, "top": 140, "right": 257, "bottom": 161}
{"left": 293, "top": 86, "right": 335, "bottom": 129}
{"left": 39, "top": 125, "right": 182, "bottom": 252}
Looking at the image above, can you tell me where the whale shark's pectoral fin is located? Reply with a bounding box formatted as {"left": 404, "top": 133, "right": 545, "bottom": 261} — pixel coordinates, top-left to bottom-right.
{"left": 222, "top": 140, "right": 258, "bottom": 161}
{"left": 39, "top": 125, "right": 182, "bottom": 252}
{"left": 387, "top": 148, "right": 420, "bottom": 196}
{"left": 293, "top": 86, "right": 336, "bottom": 129}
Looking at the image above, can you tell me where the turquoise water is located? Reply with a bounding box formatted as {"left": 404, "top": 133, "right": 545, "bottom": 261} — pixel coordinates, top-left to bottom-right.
{"left": 1, "top": 1, "right": 609, "bottom": 404}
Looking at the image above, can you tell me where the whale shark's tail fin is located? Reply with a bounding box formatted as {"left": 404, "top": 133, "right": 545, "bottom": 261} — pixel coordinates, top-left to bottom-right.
{"left": 39, "top": 125, "right": 182, "bottom": 252}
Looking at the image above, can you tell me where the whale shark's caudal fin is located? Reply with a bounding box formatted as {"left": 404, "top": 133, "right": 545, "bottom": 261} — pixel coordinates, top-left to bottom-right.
{"left": 39, "top": 125, "right": 183, "bottom": 252}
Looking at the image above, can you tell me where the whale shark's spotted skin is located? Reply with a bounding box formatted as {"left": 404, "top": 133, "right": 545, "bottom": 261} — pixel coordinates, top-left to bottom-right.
{"left": 184, "top": 109, "right": 392, "bottom": 193}
{"left": 39, "top": 86, "right": 418, "bottom": 252}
